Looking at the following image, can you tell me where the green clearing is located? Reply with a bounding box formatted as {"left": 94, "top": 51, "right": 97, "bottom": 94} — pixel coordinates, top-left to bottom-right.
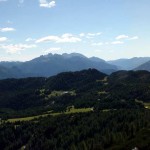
{"left": 7, "top": 114, "right": 50, "bottom": 123}
{"left": 98, "top": 91, "right": 108, "bottom": 95}
{"left": 7, "top": 108, "right": 93, "bottom": 123}
{"left": 96, "top": 77, "right": 108, "bottom": 85}
{"left": 39, "top": 89, "right": 76, "bottom": 99}
{"left": 39, "top": 89, "right": 46, "bottom": 96}
{"left": 66, "top": 107, "right": 93, "bottom": 113}
{"left": 102, "top": 109, "right": 117, "bottom": 112}
{"left": 51, "top": 107, "right": 93, "bottom": 116}
{"left": 135, "top": 99, "right": 150, "bottom": 109}
{"left": 46, "top": 90, "right": 76, "bottom": 99}
{"left": 144, "top": 103, "right": 150, "bottom": 109}
{"left": 96, "top": 77, "right": 108, "bottom": 82}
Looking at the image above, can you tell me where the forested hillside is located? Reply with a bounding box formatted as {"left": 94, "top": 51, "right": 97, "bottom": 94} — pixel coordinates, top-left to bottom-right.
{"left": 1, "top": 69, "right": 150, "bottom": 118}
{"left": 1, "top": 110, "right": 150, "bottom": 150}
{"left": 0, "top": 69, "right": 150, "bottom": 150}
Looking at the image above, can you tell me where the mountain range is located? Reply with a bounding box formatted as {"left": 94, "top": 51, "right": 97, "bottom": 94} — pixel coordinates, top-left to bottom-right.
{"left": 0, "top": 53, "right": 150, "bottom": 79}
{"left": 0, "top": 53, "right": 117, "bottom": 79}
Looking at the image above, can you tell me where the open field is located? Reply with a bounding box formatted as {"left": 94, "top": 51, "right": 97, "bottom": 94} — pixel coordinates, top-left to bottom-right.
{"left": 7, "top": 114, "right": 50, "bottom": 123}
{"left": 98, "top": 91, "right": 108, "bottom": 95}
{"left": 7, "top": 108, "right": 92, "bottom": 123}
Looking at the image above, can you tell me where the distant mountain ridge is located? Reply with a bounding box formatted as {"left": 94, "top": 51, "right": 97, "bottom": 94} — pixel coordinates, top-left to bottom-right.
{"left": 135, "top": 60, "right": 150, "bottom": 71}
{"left": 0, "top": 53, "right": 117, "bottom": 79}
{"left": 108, "top": 57, "right": 150, "bottom": 70}
{"left": 0, "top": 65, "right": 24, "bottom": 79}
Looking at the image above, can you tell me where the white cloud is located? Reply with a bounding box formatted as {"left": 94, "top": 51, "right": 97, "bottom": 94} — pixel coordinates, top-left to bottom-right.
{"left": 25, "top": 38, "right": 35, "bottom": 42}
{"left": 59, "top": 33, "right": 81, "bottom": 43}
{"left": 36, "top": 33, "right": 82, "bottom": 43}
{"left": 104, "top": 42, "right": 109, "bottom": 45}
{"left": 0, "top": 44, "right": 37, "bottom": 54}
{"left": 36, "top": 36, "right": 59, "bottom": 43}
{"left": 86, "top": 36, "right": 94, "bottom": 39}
{"left": 91, "top": 42, "right": 103, "bottom": 46}
{"left": 86, "top": 32, "right": 102, "bottom": 39}
{"left": 116, "top": 35, "right": 129, "bottom": 40}
{"left": 115, "top": 35, "right": 139, "bottom": 41}
{"left": 111, "top": 41, "right": 124, "bottom": 45}
{"left": 39, "top": 0, "right": 56, "bottom": 8}
{"left": 129, "top": 36, "right": 139, "bottom": 40}
{"left": 0, "top": 37, "right": 7, "bottom": 42}
{"left": 87, "top": 32, "right": 101, "bottom": 36}
{"left": 79, "top": 32, "right": 102, "bottom": 38}
{"left": 79, "top": 33, "right": 85, "bottom": 37}
{"left": 0, "top": 27, "right": 15, "bottom": 32}
{"left": 44, "top": 47, "right": 61, "bottom": 54}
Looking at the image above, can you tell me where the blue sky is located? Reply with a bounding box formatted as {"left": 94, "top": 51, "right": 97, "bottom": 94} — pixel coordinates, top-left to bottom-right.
{"left": 0, "top": 0, "right": 150, "bottom": 61}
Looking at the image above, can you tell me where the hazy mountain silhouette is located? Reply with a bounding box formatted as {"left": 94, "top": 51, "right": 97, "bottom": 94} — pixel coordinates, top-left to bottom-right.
{"left": 0, "top": 53, "right": 117, "bottom": 79}
{"left": 108, "top": 57, "right": 150, "bottom": 70}
{"left": 135, "top": 60, "right": 150, "bottom": 71}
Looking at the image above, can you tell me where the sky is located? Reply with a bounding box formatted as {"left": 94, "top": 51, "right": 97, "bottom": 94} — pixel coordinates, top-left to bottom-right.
{"left": 0, "top": 0, "right": 150, "bottom": 61}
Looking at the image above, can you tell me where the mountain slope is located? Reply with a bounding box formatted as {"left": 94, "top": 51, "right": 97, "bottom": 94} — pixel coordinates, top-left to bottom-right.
{"left": 0, "top": 66, "right": 14, "bottom": 79}
{"left": 0, "top": 69, "right": 107, "bottom": 112}
{"left": 0, "top": 61, "right": 22, "bottom": 68}
{"left": 1, "top": 69, "right": 150, "bottom": 118}
{"left": 108, "top": 57, "right": 150, "bottom": 70}
{"left": 105, "top": 70, "right": 150, "bottom": 105}
{"left": 0, "top": 65, "right": 24, "bottom": 79}
{"left": 135, "top": 60, "right": 150, "bottom": 71}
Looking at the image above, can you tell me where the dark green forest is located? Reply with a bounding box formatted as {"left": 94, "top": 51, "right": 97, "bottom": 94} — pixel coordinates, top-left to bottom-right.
{"left": 1, "top": 110, "right": 150, "bottom": 150}
{"left": 0, "top": 69, "right": 150, "bottom": 150}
